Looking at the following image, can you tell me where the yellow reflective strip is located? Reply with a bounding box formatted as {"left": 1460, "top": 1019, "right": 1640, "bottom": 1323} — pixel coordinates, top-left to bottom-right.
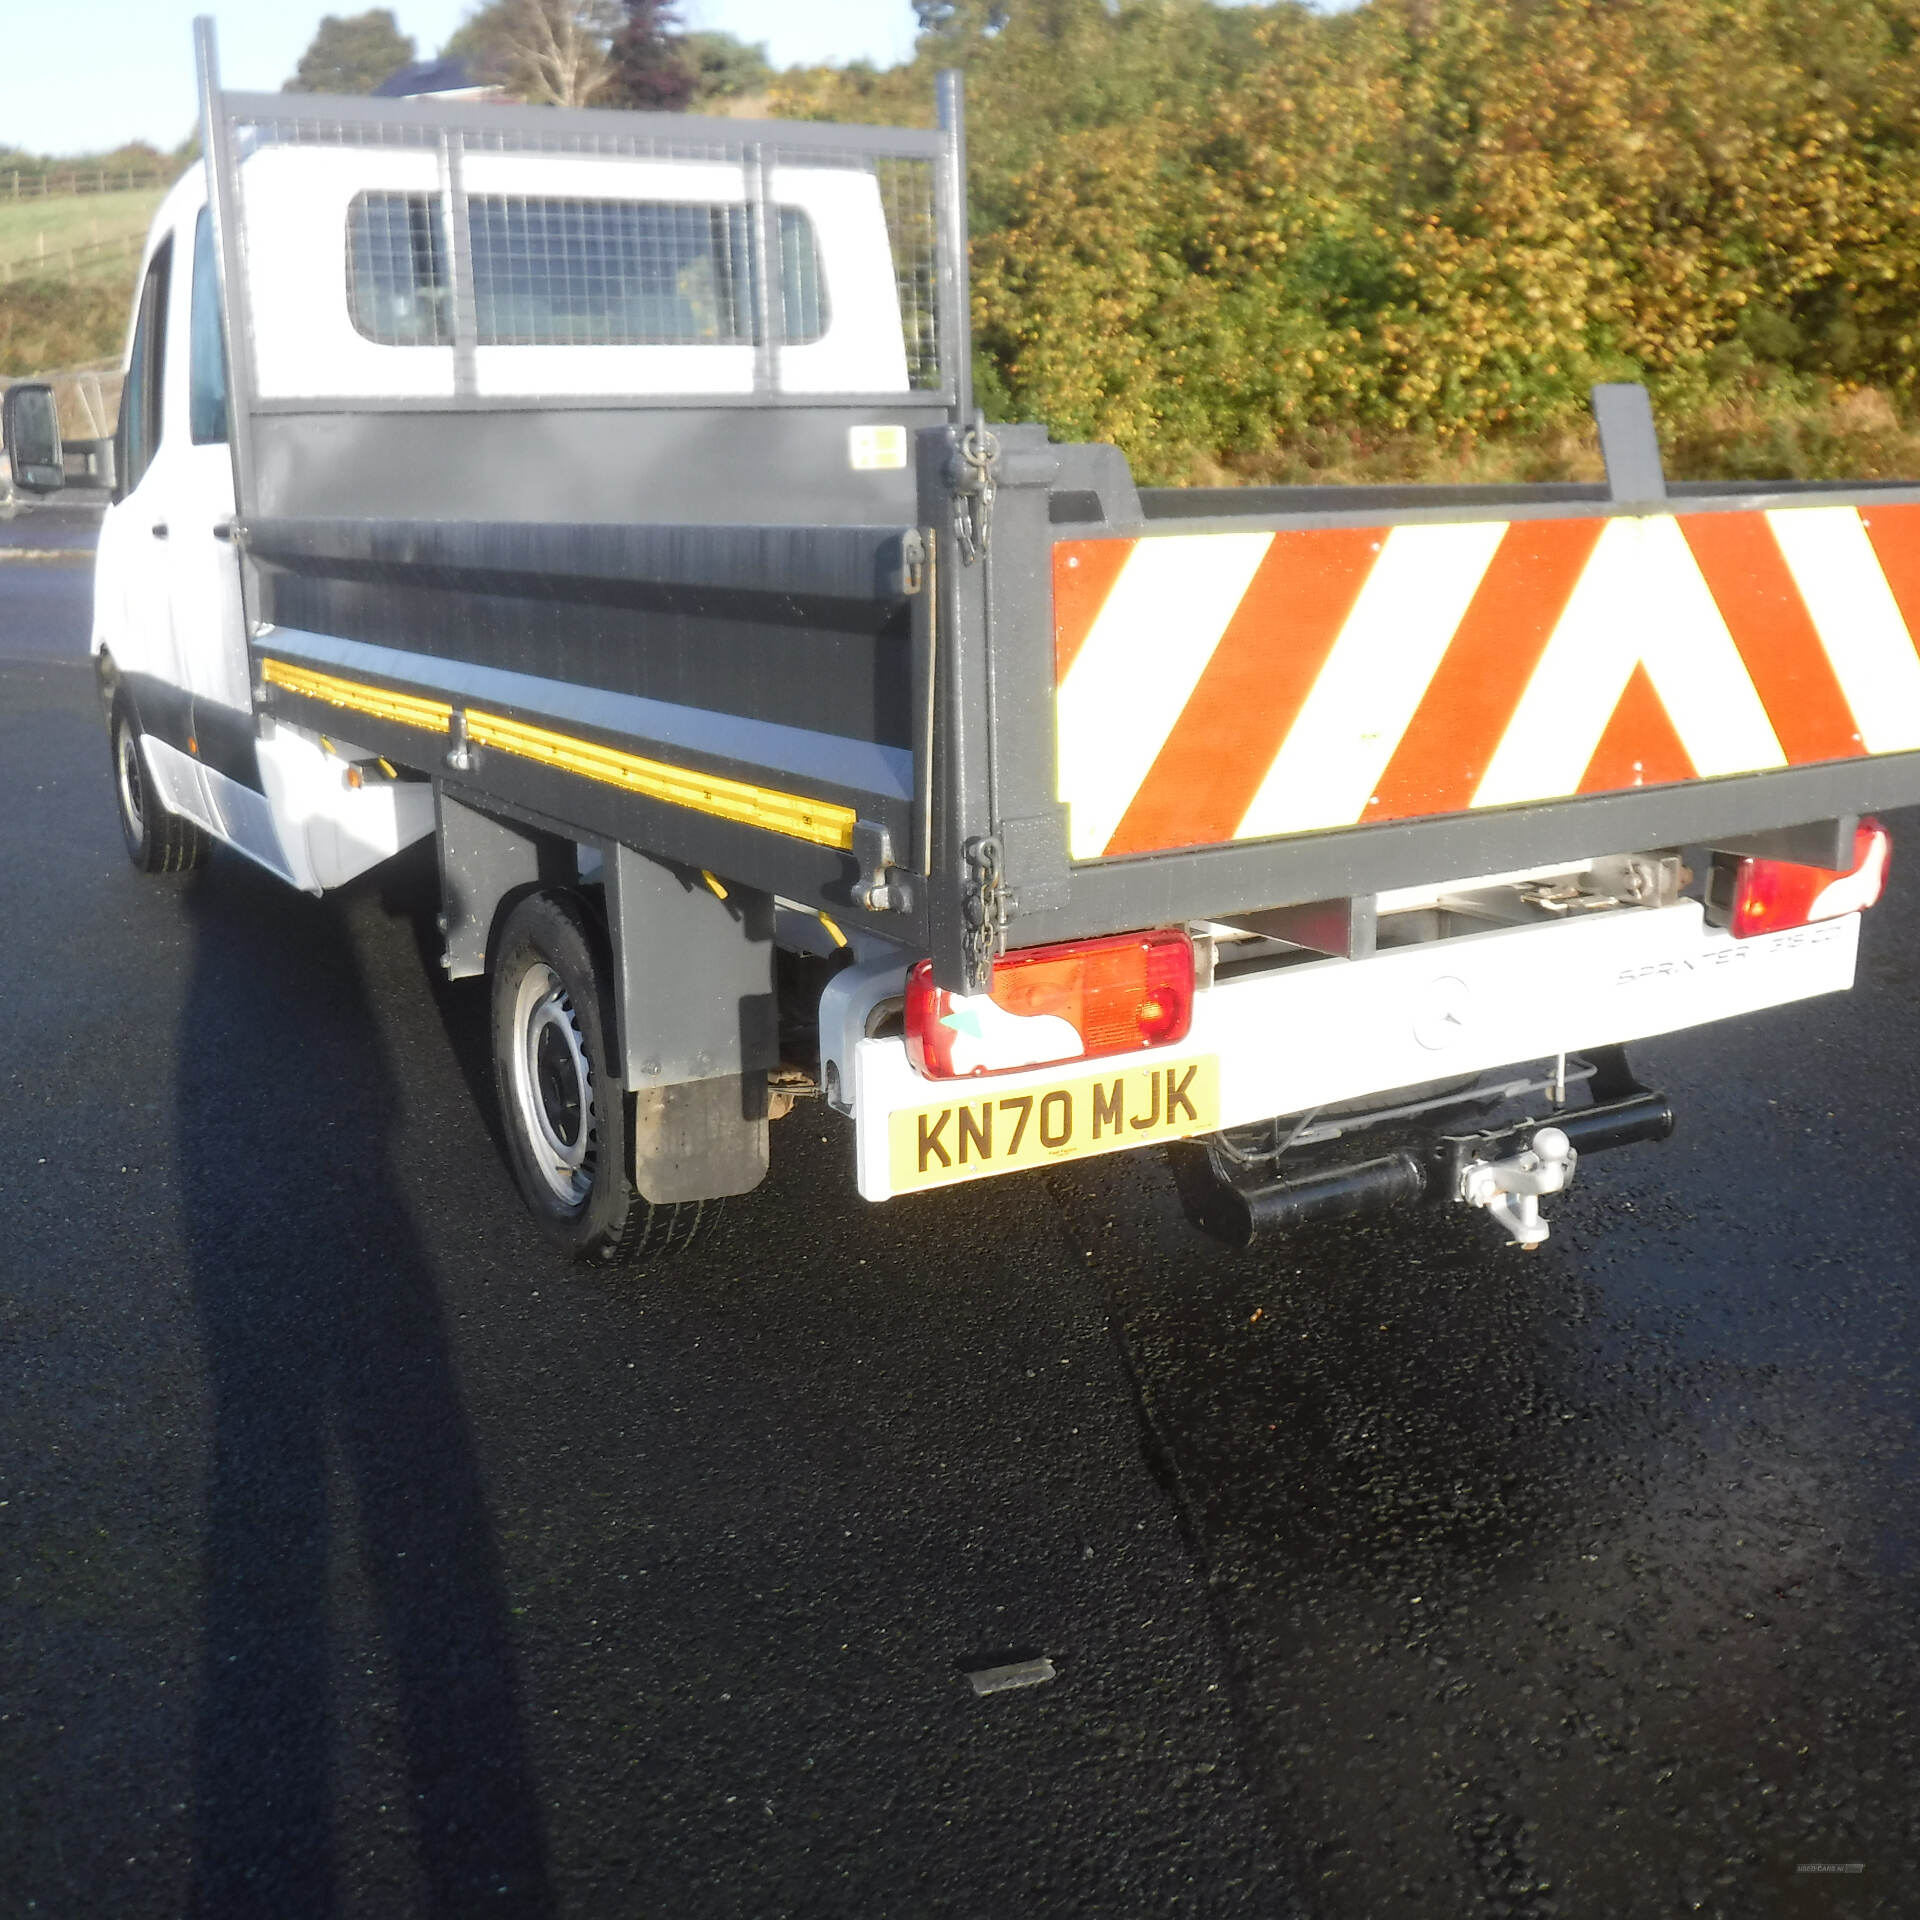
{"left": 261, "top": 658, "right": 452, "bottom": 734}
{"left": 816, "top": 910, "right": 848, "bottom": 949}
{"left": 464, "top": 708, "right": 858, "bottom": 851}
{"left": 258, "top": 661, "right": 858, "bottom": 851}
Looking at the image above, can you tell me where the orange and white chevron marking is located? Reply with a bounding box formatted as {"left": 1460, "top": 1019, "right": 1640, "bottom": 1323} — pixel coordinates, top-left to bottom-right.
{"left": 1052, "top": 504, "right": 1920, "bottom": 860}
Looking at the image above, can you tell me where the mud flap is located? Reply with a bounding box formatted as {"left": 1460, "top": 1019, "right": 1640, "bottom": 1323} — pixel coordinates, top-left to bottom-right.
{"left": 631, "top": 1078, "right": 770, "bottom": 1204}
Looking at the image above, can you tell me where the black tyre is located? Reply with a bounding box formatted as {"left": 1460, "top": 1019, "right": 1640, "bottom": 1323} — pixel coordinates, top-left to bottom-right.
{"left": 111, "top": 697, "right": 207, "bottom": 874}
{"left": 490, "top": 889, "right": 714, "bottom": 1265}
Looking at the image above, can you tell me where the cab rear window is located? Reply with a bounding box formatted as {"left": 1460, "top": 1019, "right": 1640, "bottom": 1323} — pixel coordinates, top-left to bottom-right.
{"left": 346, "top": 192, "right": 452, "bottom": 346}
{"left": 470, "top": 196, "right": 752, "bottom": 346}
{"left": 344, "top": 190, "right": 826, "bottom": 349}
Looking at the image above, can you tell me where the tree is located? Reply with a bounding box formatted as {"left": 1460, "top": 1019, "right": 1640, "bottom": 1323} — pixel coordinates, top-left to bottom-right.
{"left": 444, "top": 0, "right": 727, "bottom": 112}
{"left": 285, "top": 10, "right": 415, "bottom": 93}
{"left": 605, "top": 0, "right": 697, "bottom": 110}
{"left": 444, "top": 0, "right": 622, "bottom": 106}
{"left": 683, "top": 32, "right": 773, "bottom": 104}
{"left": 441, "top": 8, "right": 500, "bottom": 68}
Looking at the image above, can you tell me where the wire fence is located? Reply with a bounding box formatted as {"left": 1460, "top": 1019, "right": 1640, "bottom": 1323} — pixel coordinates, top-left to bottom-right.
{"left": 0, "top": 230, "right": 144, "bottom": 284}
{"left": 4, "top": 166, "right": 174, "bottom": 202}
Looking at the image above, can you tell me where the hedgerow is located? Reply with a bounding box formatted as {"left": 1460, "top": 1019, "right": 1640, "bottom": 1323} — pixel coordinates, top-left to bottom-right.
{"left": 777, "top": 0, "right": 1920, "bottom": 481}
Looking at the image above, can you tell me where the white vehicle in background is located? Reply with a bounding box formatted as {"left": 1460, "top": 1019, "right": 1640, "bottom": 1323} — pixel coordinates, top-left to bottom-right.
{"left": 5, "top": 18, "right": 1916, "bottom": 1269}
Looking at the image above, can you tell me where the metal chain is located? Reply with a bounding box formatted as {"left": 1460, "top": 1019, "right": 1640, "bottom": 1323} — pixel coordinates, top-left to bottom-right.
{"left": 963, "top": 833, "right": 1009, "bottom": 990}
{"left": 950, "top": 416, "right": 998, "bottom": 566}
{"left": 954, "top": 413, "right": 1005, "bottom": 988}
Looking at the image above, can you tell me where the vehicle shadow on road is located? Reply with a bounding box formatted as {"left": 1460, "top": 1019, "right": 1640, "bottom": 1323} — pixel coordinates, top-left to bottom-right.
{"left": 175, "top": 848, "right": 551, "bottom": 1919}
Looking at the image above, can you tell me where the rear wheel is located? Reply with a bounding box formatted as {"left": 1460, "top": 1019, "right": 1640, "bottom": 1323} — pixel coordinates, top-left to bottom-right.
{"left": 490, "top": 889, "right": 713, "bottom": 1265}
{"left": 111, "top": 698, "right": 206, "bottom": 874}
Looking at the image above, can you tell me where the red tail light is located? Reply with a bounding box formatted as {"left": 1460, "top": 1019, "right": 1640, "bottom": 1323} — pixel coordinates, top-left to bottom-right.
{"left": 905, "top": 930, "right": 1195, "bottom": 1079}
{"left": 1721, "top": 819, "right": 1891, "bottom": 940}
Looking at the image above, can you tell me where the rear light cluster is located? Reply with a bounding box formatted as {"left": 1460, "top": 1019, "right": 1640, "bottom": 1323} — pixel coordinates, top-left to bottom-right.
{"left": 1715, "top": 819, "right": 1891, "bottom": 940}
{"left": 906, "top": 929, "right": 1195, "bottom": 1079}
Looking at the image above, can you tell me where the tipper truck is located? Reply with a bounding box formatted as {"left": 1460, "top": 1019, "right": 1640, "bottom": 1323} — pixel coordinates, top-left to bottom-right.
{"left": 7, "top": 17, "right": 1920, "bottom": 1262}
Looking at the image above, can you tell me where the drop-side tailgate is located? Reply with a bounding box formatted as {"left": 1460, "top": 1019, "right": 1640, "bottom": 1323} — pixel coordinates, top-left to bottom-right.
{"left": 243, "top": 517, "right": 931, "bottom": 928}
{"left": 1025, "top": 496, "right": 1920, "bottom": 937}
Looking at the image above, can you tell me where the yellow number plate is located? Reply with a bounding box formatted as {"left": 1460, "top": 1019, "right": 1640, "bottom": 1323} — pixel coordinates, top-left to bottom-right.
{"left": 887, "top": 1056, "right": 1219, "bottom": 1194}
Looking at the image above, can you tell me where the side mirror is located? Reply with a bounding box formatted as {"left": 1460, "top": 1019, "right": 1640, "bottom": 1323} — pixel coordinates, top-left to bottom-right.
{"left": 2, "top": 383, "right": 65, "bottom": 493}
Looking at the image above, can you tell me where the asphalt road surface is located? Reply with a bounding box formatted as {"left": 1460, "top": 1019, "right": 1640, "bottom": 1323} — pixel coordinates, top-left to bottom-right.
{"left": 3, "top": 509, "right": 1915, "bottom": 1920}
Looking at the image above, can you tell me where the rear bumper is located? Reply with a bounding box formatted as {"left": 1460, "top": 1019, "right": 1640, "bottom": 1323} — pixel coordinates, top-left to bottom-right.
{"left": 847, "top": 901, "right": 1859, "bottom": 1201}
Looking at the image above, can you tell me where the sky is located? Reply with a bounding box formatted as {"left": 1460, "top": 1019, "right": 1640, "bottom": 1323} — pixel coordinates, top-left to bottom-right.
{"left": 0, "top": 0, "right": 927, "bottom": 158}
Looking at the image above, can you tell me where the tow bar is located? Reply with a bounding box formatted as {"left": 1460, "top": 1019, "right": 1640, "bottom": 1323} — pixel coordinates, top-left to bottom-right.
{"left": 1170, "top": 1083, "right": 1676, "bottom": 1250}
{"left": 1457, "top": 1125, "right": 1574, "bottom": 1249}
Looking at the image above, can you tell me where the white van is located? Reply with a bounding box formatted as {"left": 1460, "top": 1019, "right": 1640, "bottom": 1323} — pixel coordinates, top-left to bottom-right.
{"left": 8, "top": 26, "right": 1910, "bottom": 1272}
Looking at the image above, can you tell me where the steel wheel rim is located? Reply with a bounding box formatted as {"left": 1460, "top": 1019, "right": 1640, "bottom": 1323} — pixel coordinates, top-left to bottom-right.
{"left": 116, "top": 722, "right": 145, "bottom": 842}
{"left": 509, "top": 961, "right": 596, "bottom": 1207}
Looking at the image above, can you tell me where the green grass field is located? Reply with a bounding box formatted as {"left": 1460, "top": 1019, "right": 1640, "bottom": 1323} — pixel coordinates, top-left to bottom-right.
{"left": 0, "top": 184, "right": 164, "bottom": 375}
{"left": 0, "top": 186, "right": 168, "bottom": 281}
{"left": 0, "top": 278, "right": 129, "bottom": 380}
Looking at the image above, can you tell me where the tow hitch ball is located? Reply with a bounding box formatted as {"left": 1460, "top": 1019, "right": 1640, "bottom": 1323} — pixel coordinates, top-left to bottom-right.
{"left": 1457, "top": 1126, "right": 1576, "bottom": 1250}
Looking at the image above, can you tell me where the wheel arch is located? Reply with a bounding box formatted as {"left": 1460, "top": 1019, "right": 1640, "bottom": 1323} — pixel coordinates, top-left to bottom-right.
{"left": 437, "top": 788, "right": 774, "bottom": 1207}
{"left": 96, "top": 646, "right": 125, "bottom": 723}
